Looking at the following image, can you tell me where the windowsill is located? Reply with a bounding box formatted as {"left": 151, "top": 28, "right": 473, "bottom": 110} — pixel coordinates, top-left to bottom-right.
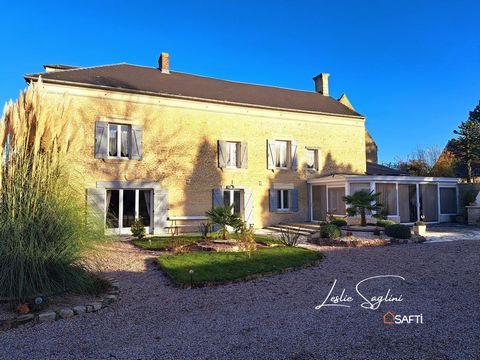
{"left": 275, "top": 209, "right": 293, "bottom": 213}
{"left": 275, "top": 167, "right": 290, "bottom": 170}
{"left": 106, "top": 156, "right": 130, "bottom": 160}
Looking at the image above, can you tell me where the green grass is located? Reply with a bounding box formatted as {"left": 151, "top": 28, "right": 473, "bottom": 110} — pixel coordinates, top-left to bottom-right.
{"left": 157, "top": 247, "right": 324, "bottom": 286}
{"left": 132, "top": 233, "right": 282, "bottom": 250}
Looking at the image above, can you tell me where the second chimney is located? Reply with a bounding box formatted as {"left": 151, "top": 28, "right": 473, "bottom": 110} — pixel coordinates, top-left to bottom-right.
{"left": 313, "top": 73, "right": 330, "bottom": 96}
{"left": 158, "top": 52, "right": 170, "bottom": 74}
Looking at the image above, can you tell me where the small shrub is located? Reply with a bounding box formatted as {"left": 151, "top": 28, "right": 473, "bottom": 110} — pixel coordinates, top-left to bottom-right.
{"left": 279, "top": 227, "right": 301, "bottom": 247}
{"left": 235, "top": 222, "right": 257, "bottom": 256}
{"left": 330, "top": 218, "right": 347, "bottom": 227}
{"left": 198, "top": 222, "right": 212, "bottom": 239}
{"left": 385, "top": 224, "right": 411, "bottom": 239}
{"left": 377, "top": 219, "right": 396, "bottom": 228}
{"left": 169, "top": 234, "right": 184, "bottom": 253}
{"left": 462, "top": 190, "right": 477, "bottom": 206}
{"left": 320, "top": 224, "right": 341, "bottom": 239}
{"left": 131, "top": 219, "right": 146, "bottom": 240}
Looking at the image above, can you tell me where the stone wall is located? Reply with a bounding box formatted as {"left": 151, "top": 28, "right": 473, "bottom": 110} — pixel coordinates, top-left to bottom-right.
{"left": 39, "top": 82, "right": 367, "bottom": 228}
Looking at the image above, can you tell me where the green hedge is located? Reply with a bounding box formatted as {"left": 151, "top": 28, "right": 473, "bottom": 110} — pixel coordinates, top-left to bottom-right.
{"left": 330, "top": 219, "right": 348, "bottom": 227}
{"left": 320, "top": 224, "right": 341, "bottom": 239}
{"left": 385, "top": 224, "right": 411, "bottom": 239}
{"left": 377, "top": 219, "right": 396, "bottom": 228}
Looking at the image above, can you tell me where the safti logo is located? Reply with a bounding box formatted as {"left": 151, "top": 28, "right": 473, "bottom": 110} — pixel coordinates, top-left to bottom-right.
{"left": 383, "top": 311, "right": 424, "bottom": 325}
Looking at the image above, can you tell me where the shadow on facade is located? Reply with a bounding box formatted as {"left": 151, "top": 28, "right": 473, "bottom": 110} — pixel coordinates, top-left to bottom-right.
{"left": 179, "top": 138, "right": 223, "bottom": 223}
{"left": 260, "top": 152, "right": 355, "bottom": 227}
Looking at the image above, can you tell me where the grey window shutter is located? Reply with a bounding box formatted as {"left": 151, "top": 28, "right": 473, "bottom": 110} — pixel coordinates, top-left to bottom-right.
{"left": 86, "top": 188, "right": 105, "bottom": 226}
{"left": 240, "top": 142, "right": 248, "bottom": 169}
{"left": 212, "top": 188, "right": 224, "bottom": 208}
{"left": 291, "top": 140, "right": 298, "bottom": 170}
{"left": 153, "top": 189, "right": 168, "bottom": 235}
{"left": 218, "top": 140, "right": 227, "bottom": 168}
{"left": 267, "top": 139, "right": 276, "bottom": 170}
{"left": 243, "top": 188, "right": 254, "bottom": 226}
{"left": 94, "top": 121, "right": 108, "bottom": 159}
{"left": 291, "top": 188, "right": 299, "bottom": 212}
{"left": 269, "top": 189, "right": 277, "bottom": 212}
{"left": 130, "top": 124, "right": 143, "bottom": 160}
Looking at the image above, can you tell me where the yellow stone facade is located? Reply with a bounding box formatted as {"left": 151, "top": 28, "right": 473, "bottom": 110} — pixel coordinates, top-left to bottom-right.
{"left": 40, "top": 82, "right": 366, "bottom": 230}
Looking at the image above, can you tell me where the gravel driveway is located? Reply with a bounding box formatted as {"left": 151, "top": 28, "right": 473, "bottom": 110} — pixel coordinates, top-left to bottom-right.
{"left": 1, "top": 240, "right": 479, "bottom": 360}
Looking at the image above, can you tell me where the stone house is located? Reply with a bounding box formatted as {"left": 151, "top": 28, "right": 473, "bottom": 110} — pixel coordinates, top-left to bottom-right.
{"left": 25, "top": 53, "right": 460, "bottom": 234}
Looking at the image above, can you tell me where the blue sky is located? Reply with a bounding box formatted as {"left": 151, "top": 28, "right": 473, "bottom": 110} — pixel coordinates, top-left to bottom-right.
{"left": 1, "top": 0, "right": 479, "bottom": 163}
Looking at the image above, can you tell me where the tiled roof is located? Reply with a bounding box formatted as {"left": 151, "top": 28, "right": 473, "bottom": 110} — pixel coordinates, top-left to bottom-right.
{"left": 25, "top": 64, "right": 363, "bottom": 118}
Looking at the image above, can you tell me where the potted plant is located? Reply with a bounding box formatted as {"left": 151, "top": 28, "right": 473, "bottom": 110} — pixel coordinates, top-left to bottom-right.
{"left": 413, "top": 221, "right": 426, "bottom": 236}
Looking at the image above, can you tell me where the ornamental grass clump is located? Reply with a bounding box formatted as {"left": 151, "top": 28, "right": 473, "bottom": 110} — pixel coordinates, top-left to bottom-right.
{"left": 0, "top": 80, "right": 105, "bottom": 303}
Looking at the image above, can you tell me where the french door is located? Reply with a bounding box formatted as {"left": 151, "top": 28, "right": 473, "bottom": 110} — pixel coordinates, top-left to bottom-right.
{"left": 106, "top": 189, "right": 152, "bottom": 234}
{"left": 223, "top": 190, "right": 243, "bottom": 217}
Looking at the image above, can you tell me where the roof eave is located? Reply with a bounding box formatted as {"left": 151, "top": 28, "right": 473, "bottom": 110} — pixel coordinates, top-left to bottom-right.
{"left": 24, "top": 75, "right": 366, "bottom": 120}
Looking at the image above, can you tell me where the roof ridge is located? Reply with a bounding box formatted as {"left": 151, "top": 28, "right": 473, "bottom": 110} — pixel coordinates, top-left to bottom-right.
{"left": 123, "top": 63, "right": 333, "bottom": 97}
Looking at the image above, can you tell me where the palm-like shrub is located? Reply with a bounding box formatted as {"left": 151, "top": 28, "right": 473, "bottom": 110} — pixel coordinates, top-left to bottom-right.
{"left": 343, "top": 190, "right": 383, "bottom": 226}
{"left": 206, "top": 205, "right": 242, "bottom": 240}
{"left": 0, "top": 81, "right": 105, "bottom": 302}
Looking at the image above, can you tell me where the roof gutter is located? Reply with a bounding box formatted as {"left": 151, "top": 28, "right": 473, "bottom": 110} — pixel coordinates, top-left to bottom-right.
{"left": 24, "top": 75, "right": 366, "bottom": 120}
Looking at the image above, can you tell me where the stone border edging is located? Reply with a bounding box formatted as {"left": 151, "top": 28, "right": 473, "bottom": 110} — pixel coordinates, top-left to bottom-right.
{"left": 0, "top": 278, "right": 120, "bottom": 332}
{"left": 158, "top": 256, "right": 324, "bottom": 289}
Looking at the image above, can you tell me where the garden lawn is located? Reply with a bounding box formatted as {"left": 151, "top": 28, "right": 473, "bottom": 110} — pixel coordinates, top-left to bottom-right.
{"left": 157, "top": 247, "right": 324, "bottom": 286}
{"left": 132, "top": 234, "right": 201, "bottom": 250}
{"left": 133, "top": 234, "right": 282, "bottom": 250}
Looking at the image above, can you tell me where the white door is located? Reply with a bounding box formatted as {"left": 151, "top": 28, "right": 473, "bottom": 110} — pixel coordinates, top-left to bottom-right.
{"left": 106, "top": 189, "right": 152, "bottom": 234}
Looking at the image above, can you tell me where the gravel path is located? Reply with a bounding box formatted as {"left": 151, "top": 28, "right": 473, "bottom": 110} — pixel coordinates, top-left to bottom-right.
{"left": 1, "top": 240, "right": 479, "bottom": 360}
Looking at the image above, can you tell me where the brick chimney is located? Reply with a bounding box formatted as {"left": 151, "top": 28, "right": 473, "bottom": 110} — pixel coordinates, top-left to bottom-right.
{"left": 158, "top": 52, "right": 170, "bottom": 74}
{"left": 313, "top": 73, "right": 330, "bottom": 96}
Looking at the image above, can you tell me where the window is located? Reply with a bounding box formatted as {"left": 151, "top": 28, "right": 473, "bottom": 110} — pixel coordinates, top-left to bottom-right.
{"left": 306, "top": 149, "right": 318, "bottom": 170}
{"left": 275, "top": 141, "right": 289, "bottom": 168}
{"left": 226, "top": 142, "right": 239, "bottom": 168}
{"left": 327, "top": 187, "right": 346, "bottom": 215}
{"left": 108, "top": 124, "right": 130, "bottom": 158}
{"left": 277, "top": 189, "right": 290, "bottom": 210}
{"left": 105, "top": 189, "right": 152, "bottom": 233}
{"left": 440, "top": 187, "right": 457, "bottom": 214}
{"left": 376, "top": 183, "right": 397, "bottom": 216}
{"left": 350, "top": 183, "right": 370, "bottom": 195}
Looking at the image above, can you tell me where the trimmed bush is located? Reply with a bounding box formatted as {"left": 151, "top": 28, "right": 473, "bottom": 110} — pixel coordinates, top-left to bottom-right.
{"left": 131, "top": 219, "right": 146, "bottom": 239}
{"left": 330, "top": 218, "right": 347, "bottom": 227}
{"left": 320, "top": 224, "right": 341, "bottom": 239}
{"left": 377, "top": 219, "right": 396, "bottom": 228}
{"left": 385, "top": 224, "right": 411, "bottom": 239}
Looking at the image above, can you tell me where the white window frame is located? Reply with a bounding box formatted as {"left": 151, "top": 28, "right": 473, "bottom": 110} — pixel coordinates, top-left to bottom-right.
{"left": 306, "top": 148, "right": 318, "bottom": 171}
{"left": 277, "top": 189, "right": 290, "bottom": 211}
{"left": 226, "top": 141, "right": 240, "bottom": 168}
{"left": 275, "top": 140, "right": 290, "bottom": 169}
{"left": 108, "top": 123, "right": 131, "bottom": 159}
{"left": 439, "top": 186, "right": 458, "bottom": 215}
{"left": 105, "top": 188, "right": 152, "bottom": 235}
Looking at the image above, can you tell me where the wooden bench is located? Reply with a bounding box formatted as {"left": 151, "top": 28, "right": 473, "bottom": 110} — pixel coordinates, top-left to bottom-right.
{"left": 166, "top": 216, "right": 209, "bottom": 235}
